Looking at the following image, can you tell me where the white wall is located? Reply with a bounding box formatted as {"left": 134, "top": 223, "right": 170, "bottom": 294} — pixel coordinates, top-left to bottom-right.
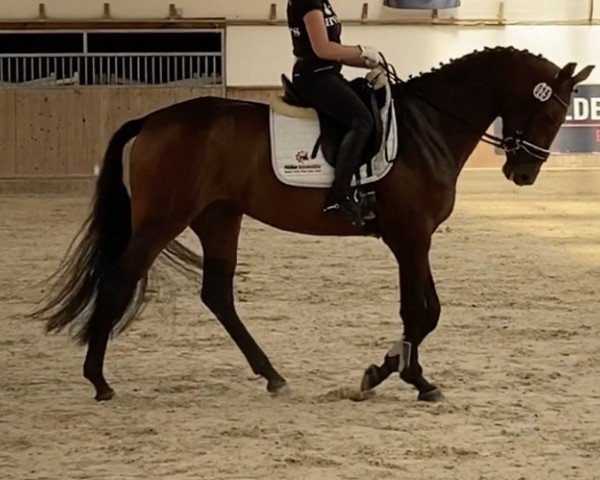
{"left": 227, "top": 25, "right": 600, "bottom": 86}
{"left": 0, "top": 0, "right": 596, "bottom": 21}
{"left": 1, "top": 1, "right": 598, "bottom": 87}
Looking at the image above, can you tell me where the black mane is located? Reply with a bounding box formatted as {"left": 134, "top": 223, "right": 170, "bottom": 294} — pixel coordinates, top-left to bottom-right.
{"left": 406, "top": 46, "right": 553, "bottom": 85}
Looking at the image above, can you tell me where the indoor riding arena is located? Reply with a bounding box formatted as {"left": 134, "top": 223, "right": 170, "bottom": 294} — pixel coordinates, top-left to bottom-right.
{"left": 1, "top": 1, "right": 599, "bottom": 479}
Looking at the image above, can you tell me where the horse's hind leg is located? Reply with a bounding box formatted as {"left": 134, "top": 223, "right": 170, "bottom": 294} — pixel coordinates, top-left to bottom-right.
{"left": 191, "top": 204, "right": 289, "bottom": 395}
{"left": 84, "top": 230, "right": 170, "bottom": 401}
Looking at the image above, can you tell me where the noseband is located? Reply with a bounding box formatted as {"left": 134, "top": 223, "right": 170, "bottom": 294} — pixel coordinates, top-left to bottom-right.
{"left": 481, "top": 85, "right": 570, "bottom": 163}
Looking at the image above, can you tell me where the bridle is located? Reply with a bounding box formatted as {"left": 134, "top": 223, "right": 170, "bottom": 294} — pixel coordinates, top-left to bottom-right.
{"left": 479, "top": 89, "right": 569, "bottom": 162}
{"left": 378, "top": 56, "right": 571, "bottom": 164}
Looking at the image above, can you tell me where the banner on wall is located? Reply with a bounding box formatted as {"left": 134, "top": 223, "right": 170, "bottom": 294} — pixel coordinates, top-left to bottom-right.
{"left": 384, "top": 0, "right": 460, "bottom": 8}
{"left": 495, "top": 85, "right": 600, "bottom": 154}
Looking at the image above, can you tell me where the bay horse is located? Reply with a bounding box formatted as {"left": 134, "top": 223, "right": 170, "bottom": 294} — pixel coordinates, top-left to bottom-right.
{"left": 35, "top": 47, "right": 593, "bottom": 402}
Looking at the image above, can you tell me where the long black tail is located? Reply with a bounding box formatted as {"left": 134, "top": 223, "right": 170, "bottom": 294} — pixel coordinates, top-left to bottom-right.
{"left": 33, "top": 118, "right": 145, "bottom": 343}
{"left": 34, "top": 116, "right": 204, "bottom": 344}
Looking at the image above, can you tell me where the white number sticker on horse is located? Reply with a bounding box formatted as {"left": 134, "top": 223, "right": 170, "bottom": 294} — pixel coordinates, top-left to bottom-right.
{"left": 533, "top": 83, "right": 553, "bottom": 102}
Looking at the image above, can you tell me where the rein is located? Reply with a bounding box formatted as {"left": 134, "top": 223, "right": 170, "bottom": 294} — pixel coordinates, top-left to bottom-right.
{"left": 378, "top": 55, "right": 570, "bottom": 163}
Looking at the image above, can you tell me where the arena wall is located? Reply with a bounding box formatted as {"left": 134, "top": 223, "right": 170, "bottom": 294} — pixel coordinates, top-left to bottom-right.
{"left": 0, "top": 87, "right": 220, "bottom": 179}
{"left": 226, "top": 25, "right": 600, "bottom": 86}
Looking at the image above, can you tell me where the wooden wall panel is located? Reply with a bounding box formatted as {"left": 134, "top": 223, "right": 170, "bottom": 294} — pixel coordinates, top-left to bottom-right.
{"left": 1, "top": 86, "right": 219, "bottom": 179}
{"left": 15, "top": 91, "right": 54, "bottom": 175}
{"left": 0, "top": 90, "right": 17, "bottom": 176}
{"left": 62, "top": 90, "right": 85, "bottom": 175}
{"left": 14, "top": 90, "right": 85, "bottom": 176}
{"left": 81, "top": 89, "right": 110, "bottom": 176}
{"left": 227, "top": 87, "right": 281, "bottom": 103}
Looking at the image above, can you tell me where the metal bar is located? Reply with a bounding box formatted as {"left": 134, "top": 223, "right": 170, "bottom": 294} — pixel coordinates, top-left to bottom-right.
{"left": 145, "top": 56, "right": 149, "bottom": 84}
{"left": 0, "top": 52, "right": 216, "bottom": 58}
{"left": 221, "top": 28, "right": 226, "bottom": 94}
{"left": 0, "top": 52, "right": 227, "bottom": 88}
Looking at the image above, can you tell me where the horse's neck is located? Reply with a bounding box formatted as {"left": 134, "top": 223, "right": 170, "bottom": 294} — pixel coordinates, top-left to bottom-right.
{"left": 399, "top": 55, "right": 505, "bottom": 178}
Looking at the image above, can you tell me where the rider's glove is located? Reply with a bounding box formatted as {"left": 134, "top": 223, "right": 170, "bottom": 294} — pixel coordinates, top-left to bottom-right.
{"left": 359, "top": 45, "right": 383, "bottom": 69}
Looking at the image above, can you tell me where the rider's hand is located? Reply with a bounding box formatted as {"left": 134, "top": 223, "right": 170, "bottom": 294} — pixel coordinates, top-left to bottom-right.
{"left": 359, "top": 45, "right": 383, "bottom": 69}
{"left": 367, "top": 66, "right": 388, "bottom": 91}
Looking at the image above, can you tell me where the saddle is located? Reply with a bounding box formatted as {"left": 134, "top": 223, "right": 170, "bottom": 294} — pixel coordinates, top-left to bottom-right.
{"left": 279, "top": 74, "right": 387, "bottom": 170}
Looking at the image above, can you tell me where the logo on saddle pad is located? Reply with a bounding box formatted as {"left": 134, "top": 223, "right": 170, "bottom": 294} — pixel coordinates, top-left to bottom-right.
{"left": 295, "top": 150, "right": 309, "bottom": 163}
{"left": 282, "top": 150, "right": 323, "bottom": 175}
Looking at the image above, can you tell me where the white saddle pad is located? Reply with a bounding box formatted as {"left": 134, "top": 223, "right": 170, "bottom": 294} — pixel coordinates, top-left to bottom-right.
{"left": 270, "top": 94, "right": 398, "bottom": 189}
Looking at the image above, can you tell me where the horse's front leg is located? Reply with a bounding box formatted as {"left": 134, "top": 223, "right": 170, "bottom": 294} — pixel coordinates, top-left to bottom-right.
{"left": 361, "top": 236, "right": 442, "bottom": 402}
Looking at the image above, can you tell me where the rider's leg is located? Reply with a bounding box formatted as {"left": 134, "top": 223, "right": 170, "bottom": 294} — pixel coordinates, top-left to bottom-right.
{"left": 293, "top": 72, "right": 374, "bottom": 223}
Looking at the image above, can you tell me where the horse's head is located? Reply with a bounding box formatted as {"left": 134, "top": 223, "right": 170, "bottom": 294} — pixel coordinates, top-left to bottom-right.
{"left": 500, "top": 62, "right": 594, "bottom": 186}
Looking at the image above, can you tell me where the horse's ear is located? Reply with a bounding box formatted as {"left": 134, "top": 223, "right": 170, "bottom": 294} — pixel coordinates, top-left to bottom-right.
{"left": 557, "top": 62, "right": 577, "bottom": 81}
{"left": 572, "top": 65, "right": 595, "bottom": 85}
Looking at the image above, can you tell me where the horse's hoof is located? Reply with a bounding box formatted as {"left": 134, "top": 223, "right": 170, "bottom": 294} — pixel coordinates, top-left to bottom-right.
{"left": 267, "top": 378, "right": 291, "bottom": 396}
{"left": 95, "top": 387, "right": 116, "bottom": 402}
{"left": 360, "top": 365, "right": 378, "bottom": 392}
{"left": 418, "top": 388, "right": 443, "bottom": 403}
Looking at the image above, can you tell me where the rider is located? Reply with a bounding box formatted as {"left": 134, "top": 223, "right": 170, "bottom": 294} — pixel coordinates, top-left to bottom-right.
{"left": 286, "top": 0, "right": 383, "bottom": 225}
